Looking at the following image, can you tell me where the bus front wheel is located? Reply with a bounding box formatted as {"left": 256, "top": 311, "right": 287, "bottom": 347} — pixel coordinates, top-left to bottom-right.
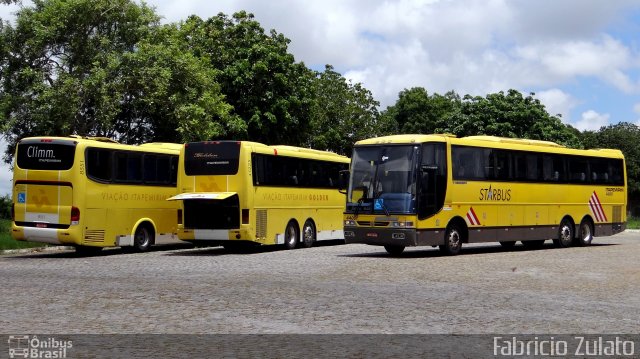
{"left": 284, "top": 221, "right": 299, "bottom": 250}
{"left": 440, "top": 223, "right": 463, "bottom": 256}
{"left": 133, "top": 224, "right": 154, "bottom": 252}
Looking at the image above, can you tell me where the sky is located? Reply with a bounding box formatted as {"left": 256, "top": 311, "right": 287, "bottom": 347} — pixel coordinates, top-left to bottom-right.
{"left": 1, "top": 0, "right": 640, "bottom": 195}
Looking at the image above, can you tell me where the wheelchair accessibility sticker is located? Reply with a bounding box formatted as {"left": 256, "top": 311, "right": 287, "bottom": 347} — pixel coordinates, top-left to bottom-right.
{"left": 17, "top": 192, "right": 26, "bottom": 204}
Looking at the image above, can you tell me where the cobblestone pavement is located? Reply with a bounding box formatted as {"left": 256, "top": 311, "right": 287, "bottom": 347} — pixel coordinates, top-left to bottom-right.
{"left": 1, "top": 232, "right": 639, "bottom": 334}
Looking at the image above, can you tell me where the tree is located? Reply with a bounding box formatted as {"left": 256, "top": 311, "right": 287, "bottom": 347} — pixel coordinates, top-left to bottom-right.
{"left": 178, "top": 12, "right": 313, "bottom": 145}
{"left": 0, "top": 0, "right": 235, "bottom": 163}
{"left": 383, "top": 87, "right": 460, "bottom": 135}
{"left": 383, "top": 88, "right": 582, "bottom": 148}
{"left": 0, "top": 194, "right": 10, "bottom": 219}
{"left": 305, "top": 65, "right": 382, "bottom": 155}
{"left": 446, "top": 90, "right": 582, "bottom": 147}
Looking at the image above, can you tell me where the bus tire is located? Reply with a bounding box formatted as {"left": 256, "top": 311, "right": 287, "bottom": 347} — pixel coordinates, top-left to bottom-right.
{"left": 384, "top": 245, "right": 405, "bottom": 256}
{"left": 133, "top": 224, "right": 154, "bottom": 252}
{"left": 284, "top": 221, "right": 299, "bottom": 250}
{"left": 302, "top": 220, "right": 316, "bottom": 248}
{"left": 575, "top": 219, "right": 594, "bottom": 246}
{"left": 440, "top": 223, "right": 463, "bottom": 256}
{"left": 553, "top": 218, "right": 573, "bottom": 248}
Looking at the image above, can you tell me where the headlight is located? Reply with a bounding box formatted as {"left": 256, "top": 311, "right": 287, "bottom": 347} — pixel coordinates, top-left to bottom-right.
{"left": 391, "top": 221, "right": 414, "bottom": 228}
{"left": 344, "top": 220, "right": 356, "bottom": 226}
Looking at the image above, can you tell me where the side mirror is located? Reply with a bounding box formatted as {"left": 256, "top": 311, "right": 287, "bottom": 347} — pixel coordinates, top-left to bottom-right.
{"left": 338, "top": 170, "right": 350, "bottom": 194}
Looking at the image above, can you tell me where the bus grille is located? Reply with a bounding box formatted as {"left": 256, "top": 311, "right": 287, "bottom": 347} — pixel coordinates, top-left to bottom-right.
{"left": 256, "top": 210, "right": 267, "bottom": 239}
{"left": 84, "top": 230, "right": 105, "bottom": 242}
{"left": 356, "top": 220, "right": 390, "bottom": 227}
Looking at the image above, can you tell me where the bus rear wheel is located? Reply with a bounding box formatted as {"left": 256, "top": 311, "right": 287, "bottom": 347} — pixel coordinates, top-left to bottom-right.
{"left": 575, "top": 219, "right": 594, "bottom": 246}
{"left": 440, "top": 223, "right": 463, "bottom": 256}
{"left": 384, "top": 245, "right": 405, "bottom": 256}
{"left": 133, "top": 224, "right": 154, "bottom": 252}
{"left": 302, "top": 220, "right": 316, "bottom": 248}
{"left": 284, "top": 221, "right": 299, "bottom": 250}
{"left": 553, "top": 218, "right": 573, "bottom": 248}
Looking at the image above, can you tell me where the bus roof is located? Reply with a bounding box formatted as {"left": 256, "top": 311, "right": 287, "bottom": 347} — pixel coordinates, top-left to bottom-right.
{"left": 354, "top": 134, "right": 453, "bottom": 145}
{"left": 354, "top": 134, "right": 624, "bottom": 159}
{"left": 18, "top": 136, "right": 182, "bottom": 153}
{"left": 240, "top": 141, "right": 350, "bottom": 162}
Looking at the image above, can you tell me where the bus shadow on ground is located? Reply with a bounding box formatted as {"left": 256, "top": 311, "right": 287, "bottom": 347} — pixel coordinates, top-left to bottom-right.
{"left": 339, "top": 242, "right": 618, "bottom": 259}
{"left": 166, "top": 239, "right": 346, "bottom": 257}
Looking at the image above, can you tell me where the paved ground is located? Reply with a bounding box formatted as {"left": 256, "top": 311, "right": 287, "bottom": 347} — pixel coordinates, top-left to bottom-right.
{"left": 1, "top": 231, "right": 639, "bottom": 334}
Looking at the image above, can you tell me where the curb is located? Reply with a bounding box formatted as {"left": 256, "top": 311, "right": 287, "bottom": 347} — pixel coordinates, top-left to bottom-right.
{"left": 0, "top": 246, "right": 74, "bottom": 255}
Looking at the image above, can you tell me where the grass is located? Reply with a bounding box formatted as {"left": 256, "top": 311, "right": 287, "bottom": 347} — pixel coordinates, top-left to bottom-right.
{"left": 627, "top": 216, "right": 640, "bottom": 230}
{"left": 0, "top": 218, "right": 46, "bottom": 250}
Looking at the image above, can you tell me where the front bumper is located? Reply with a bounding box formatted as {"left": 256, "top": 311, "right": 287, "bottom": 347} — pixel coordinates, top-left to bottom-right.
{"left": 344, "top": 227, "right": 444, "bottom": 247}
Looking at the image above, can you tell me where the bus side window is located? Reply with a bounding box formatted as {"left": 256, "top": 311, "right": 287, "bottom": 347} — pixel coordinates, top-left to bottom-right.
{"left": 144, "top": 155, "right": 158, "bottom": 183}
{"left": 86, "top": 148, "right": 112, "bottom": 182}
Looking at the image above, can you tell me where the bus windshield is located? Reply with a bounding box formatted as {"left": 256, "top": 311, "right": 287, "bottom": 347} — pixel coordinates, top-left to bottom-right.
{"left": 184, "top": 141, "right": 241, "bottom": 176}
{"left": 347, "top": 145, "right": 419, "bottom": 215}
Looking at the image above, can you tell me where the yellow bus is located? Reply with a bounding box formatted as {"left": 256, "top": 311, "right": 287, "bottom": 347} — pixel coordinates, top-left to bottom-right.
{"left": 342, "top": 134, "right": 627, "bottom": 255}
{"left": 11, "top": 136, "right": 182, "bottom": 253}
{"left": 169, "top": 141, "right": 350, "bottom": 249}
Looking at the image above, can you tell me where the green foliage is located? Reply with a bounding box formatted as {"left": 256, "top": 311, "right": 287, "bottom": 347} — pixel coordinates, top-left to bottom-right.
{"left": 0, "top": 0, "right": 235, "bottom": 162}
{"left": 383, "top": 87, "right": 460, "bottom": 135}
{"left": 384, "top": 88, "right": 582, "bottom": 148}
{"left": 0, "top": 218, "right": 46, "bottom": 250}
{"left": 0, "top": 194, "right": 10, "bottom": 219}
{"left": 178, "top": 12, "right": 314, "bottom": 145}
{"left": 306, "top": 65, "right": 382, "bottom": 155}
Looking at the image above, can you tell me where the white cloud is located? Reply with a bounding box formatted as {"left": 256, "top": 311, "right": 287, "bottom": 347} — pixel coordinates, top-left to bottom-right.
{"left": 535, "top": 89, "right": 579, "bottom": 123}
{"left": 3, "top": 0, "right": 640, "bottom": 126}
{"left": 575, "top": 110, "right": 610, "bottom": 131}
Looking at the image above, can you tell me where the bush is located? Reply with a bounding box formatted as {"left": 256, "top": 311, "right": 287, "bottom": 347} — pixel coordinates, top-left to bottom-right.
{"left": 0, "top": 194, "right": 11, "bottom": 220}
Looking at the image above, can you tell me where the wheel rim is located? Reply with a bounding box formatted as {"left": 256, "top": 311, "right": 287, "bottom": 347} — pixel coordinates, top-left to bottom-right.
{"left": 560, "top": 224, "right": 572, "bottom": 243}
{"left": 303, "top": 224, "right": 314, "bottom": 243}
{"left": 136, "top": 227, "right": 150, "bottom": 248}
{"left": 447, "top": 229, "right": 460, "bottom": 248}
{"left": 580, "top": 223, "right": 592, "bottom": 242}
{"left": 286, "top": 225, "right": 297, "bottom": 246}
